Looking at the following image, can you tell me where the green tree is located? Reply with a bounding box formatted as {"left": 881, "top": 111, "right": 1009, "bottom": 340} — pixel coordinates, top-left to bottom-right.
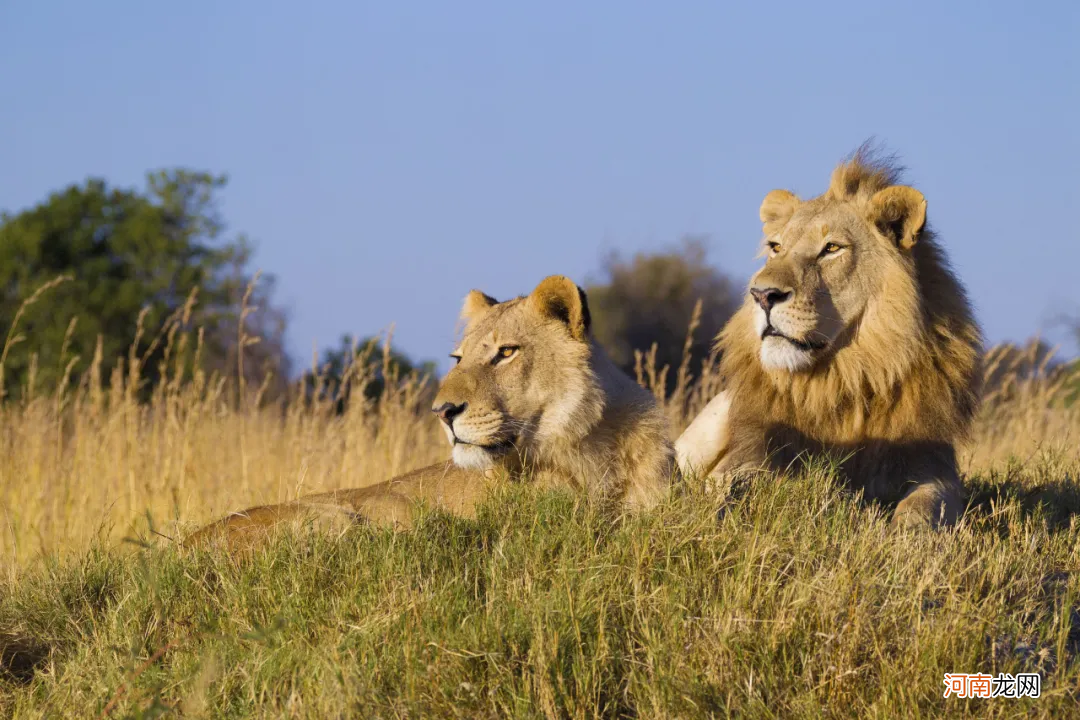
{"left": 303, "top": 334, "right": 437, "bottom": 413}
{"left": 0, "top": 170, "right": 289, "bottom": 400}
{"left": 585, "top": 236, "right": 739, "bottom": 391}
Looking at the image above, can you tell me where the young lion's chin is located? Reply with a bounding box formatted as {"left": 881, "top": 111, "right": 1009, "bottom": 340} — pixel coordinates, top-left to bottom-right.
{"left": 759, "top": 336, "right": 817, "bottom": 373}
{"left": 451, "top": 444, "right": 496, "bottom": 470}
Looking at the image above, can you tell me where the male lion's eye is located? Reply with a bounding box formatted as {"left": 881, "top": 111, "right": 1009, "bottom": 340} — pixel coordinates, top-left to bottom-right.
{"left": 449, "top": 354, "right": 462, "bottom": 365}
{"left": 492, "top": 346, "right": 518, "bottom": 365}
{"left": 768, "top": 241, "right": 781, "bottom": 256}
{"left": 822, "top": 242, "right": 842, "bottom": 255}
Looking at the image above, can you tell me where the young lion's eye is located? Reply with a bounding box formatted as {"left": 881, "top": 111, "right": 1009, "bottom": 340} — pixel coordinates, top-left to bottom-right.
{"left": 449, "top": 354, "right": 462, "bottom": 365}
{"left": 768, "top": 241, "right": 781, "bottom": 256}
{"left": 492, "top": 346, "right": 519, "bottom": 365}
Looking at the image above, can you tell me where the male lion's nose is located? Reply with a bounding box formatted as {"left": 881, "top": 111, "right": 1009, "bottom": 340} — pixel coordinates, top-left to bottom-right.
{"left": 432, "top": 401, "right": 466, "bottom": 427}
{"left": 750, "top": 287, "right": 791, "bottom": 312}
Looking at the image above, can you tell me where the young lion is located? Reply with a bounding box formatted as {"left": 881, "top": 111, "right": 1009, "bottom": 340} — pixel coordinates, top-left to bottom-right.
{"left": 676, "top": 144, "right": 983, "bottom": 529}
{"left": 185, "top": 275, "right": 677, "bottom": 550}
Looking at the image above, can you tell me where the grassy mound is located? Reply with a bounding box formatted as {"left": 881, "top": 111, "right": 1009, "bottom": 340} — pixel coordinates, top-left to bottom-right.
{"left": 2, "top": 461, "right": 1077, "bottom": 718}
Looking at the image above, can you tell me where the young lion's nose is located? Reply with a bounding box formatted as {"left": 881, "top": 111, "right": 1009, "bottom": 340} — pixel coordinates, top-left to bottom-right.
{"left": 750, "top": 287, "right": 791, "bottom": 311}
{"left": 432, "top": 401, "right": 466, "bottom": 427}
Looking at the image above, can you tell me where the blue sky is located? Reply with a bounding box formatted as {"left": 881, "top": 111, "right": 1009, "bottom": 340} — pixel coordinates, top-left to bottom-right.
{"left": 2, "top": 1, "right": 1077, "bottom": 373}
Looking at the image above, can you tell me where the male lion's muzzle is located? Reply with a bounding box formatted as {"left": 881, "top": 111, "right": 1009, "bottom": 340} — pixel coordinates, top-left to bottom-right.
{"left": 750, "top": 284, "right": 824, "bottom": 350}
{"left": 749, "top": 286, "right": 791, "bottom": 312}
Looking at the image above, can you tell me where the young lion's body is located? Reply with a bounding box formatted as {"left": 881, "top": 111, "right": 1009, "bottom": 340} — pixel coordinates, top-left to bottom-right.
{"left": 677, "top": 144, "right": 983, "bottom": 528}
{"left": 185, "top": 275, "right": 676, "bottom": 550}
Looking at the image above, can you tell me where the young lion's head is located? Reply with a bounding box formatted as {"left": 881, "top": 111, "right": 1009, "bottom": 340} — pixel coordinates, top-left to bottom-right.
{"left": 431, "top": 275, "right": 606, "bottom": 471}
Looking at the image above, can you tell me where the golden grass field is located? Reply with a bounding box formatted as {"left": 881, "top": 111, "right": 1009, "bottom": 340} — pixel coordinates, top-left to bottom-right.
{"left": 0, "top": 303, "right": 1076, "bottom": 571}
{"left": 1, "top": 296, "right": 1079, "bottom": 717}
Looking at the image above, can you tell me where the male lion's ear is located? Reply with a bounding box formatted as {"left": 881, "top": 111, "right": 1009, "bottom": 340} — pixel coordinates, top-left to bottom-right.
{"left": 759, "top": 189, "right": 800, "bottom": 235}
{"left": 528, "top": 275, "right": 591, "bottom": 341}
{"left": 866, "top": 186, "right": 927, "bottom": 250}
{"left": 460, "top": 289, "right": 498, "bottom": 322}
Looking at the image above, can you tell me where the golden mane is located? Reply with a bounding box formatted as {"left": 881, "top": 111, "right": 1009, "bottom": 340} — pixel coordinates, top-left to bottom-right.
{"left": 824, "top": 142, "right": 906, "bottom": 200}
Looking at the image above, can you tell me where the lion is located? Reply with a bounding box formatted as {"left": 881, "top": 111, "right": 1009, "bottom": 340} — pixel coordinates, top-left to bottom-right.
{"left": 185, "top": 275, "right": 677, "bottom": 550}
{"left": 675, "top": 144, "right": 983, "bottom": 528}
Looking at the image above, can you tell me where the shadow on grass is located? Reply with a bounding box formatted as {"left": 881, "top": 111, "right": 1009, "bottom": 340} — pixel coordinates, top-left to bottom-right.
{"left": 0, "top": 632, "right": 49, "bottom": 684}
{"left": 965, "top": 473, "right": 1080, "bottom": 532}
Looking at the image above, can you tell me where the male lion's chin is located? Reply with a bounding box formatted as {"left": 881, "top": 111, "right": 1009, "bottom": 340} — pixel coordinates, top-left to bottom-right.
{"left": 759, "top": 336, "right": 818, "bottom": 373}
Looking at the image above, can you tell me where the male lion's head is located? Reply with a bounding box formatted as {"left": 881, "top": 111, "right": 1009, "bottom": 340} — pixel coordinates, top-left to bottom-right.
{"left": 431, "top": 275, "right": 604, "bottom": 471}
{"left": 748, "top": 148, "right": 931, "bottom": 373}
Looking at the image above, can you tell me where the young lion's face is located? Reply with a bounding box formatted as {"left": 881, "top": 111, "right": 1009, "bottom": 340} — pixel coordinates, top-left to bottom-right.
{"left": 748, "top": 184, "right": 926, "bottom": 372}
{"left": 431, "top": 276, "right": 599, "bottom": 471}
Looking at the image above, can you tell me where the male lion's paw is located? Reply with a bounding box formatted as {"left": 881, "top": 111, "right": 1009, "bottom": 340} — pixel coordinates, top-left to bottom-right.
{"left": 889, "top": 505, "right": 937, "bottom": 532}
{"left": 892, "top": 493, "right": 963, "bottom": 531}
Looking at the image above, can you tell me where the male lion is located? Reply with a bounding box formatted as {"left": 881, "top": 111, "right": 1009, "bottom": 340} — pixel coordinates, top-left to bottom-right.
{"left": 676, "top": 145, "right": 982, "bottom": 528}
{"left": 185, "top": 275, "right": 677, "bottom": 550}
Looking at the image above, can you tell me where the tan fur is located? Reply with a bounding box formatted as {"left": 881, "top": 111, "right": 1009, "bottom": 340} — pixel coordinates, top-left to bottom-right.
{"left": 678, "top": 143, "right": 983, "bottom": 528}
{"left": 185, "top": 275, "right": 677, "bottom": 551}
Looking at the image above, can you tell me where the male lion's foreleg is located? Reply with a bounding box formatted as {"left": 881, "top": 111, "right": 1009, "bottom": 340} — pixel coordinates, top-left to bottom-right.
{"left": 892, "top": 478, "right": 967, "bottom": 529}
{"left": 674, "top": 390, "right": 732, "bottom": 481}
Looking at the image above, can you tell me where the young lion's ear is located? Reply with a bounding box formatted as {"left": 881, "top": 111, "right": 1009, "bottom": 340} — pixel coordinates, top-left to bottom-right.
{"left": 866, "top": 186, "right": 927, "bottom": 250}
{"left": 527, "top": 275, "right": 591, "bottom": 341}
{"left": 460, "top": 289, "right": 498, "bottom": 322}
{"left": 759, "top": 189, "right": 800, "bottom": 235}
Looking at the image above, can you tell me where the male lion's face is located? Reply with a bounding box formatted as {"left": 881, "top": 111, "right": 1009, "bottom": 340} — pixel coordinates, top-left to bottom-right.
{"left": 749, "top": 183, "right": 927, "bottom": 372}
{"left": 431, "top": 276, "right": 595, "bottom": 470}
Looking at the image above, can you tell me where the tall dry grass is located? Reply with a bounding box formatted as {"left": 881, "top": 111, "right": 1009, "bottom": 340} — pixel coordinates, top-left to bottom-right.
{"left": 0, "top": 282, "right": 446, "bottom": 573}
{"left": 0, "top": 285, "right": 1077, "bottom": 573}
{"left": 1, "top": 282, "right": 1079, "bottom": 717}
